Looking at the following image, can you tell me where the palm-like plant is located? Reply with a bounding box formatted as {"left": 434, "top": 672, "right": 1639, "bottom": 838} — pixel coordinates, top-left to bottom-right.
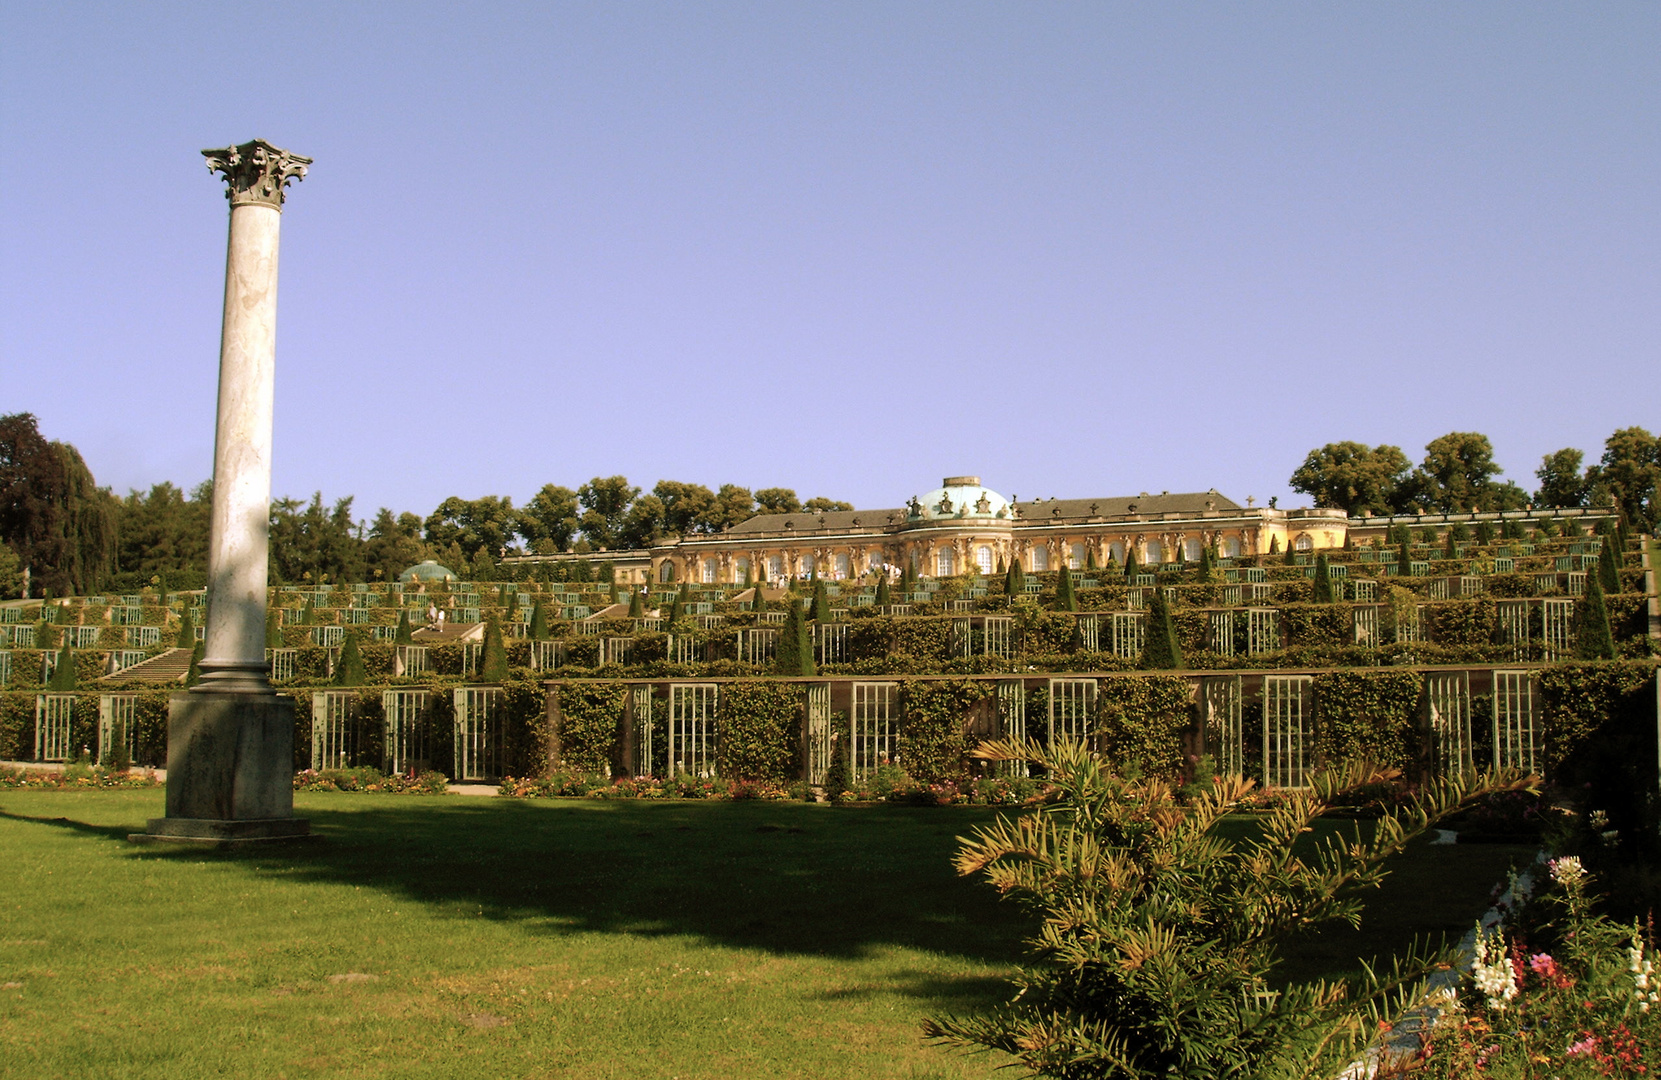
{"left": 924, "top": 738, "right": 1532, "bottom": 1079}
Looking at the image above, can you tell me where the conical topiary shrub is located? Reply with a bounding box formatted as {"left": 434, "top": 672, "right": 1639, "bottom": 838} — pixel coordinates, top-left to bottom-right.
{"left": 185, "top": 640, "right": 204, "bottom": 688}
{"left": 480, "top": 615, "right": 509, "bottom": 681}
{"left": 811, "top": 578, "right": 831, "bottom": 623}
{"left": 628, "top": 587, "right": 645, "bottom": 618}
{"left": 266, "top": 608, "right": 282, "bottom": 649}
{"left": 1123, "top": 549, "right": 1140, "bottom": 582}
{"left": 526, "top": 599, "right": 547, "bottom": 641}
{"left": 49, "top": 639, "right": 76, "bottom": 691}
{"left": 1141, "top": 587, "right": 1184, "bottom": 670}
{"left": 1198, "top": 545, "right": 1214, "bottom": 583}
{"left": 775, "top": 600, "right": 815, "bottom": 676}
{"left": 1575, "top": 570, "right": 1616, "bottom": 660}
{"left": 1598, "top": 534, "right": 1621, "bottom": 595}
{"left": 668, "top": 585, "right": 686, "bottom": 624}
{"left": 1055, "top": 565, "right": 1077, "bottom": 613}
{"left": 875, "top": 574, "right": 891, "bottom": 606}
{"left": 1312, "top": 553, "right": 1334, "bottom": 604}
{"left": 334, "top": 629, "right": 367, "bottom": 687}
{"left": 175, "top": 606, "right": 195, "bottom": 648}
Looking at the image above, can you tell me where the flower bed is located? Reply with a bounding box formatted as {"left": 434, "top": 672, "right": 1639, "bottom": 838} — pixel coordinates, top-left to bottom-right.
{"left": 0, "top": 764, "right": 161, "bottom": 789}
{"left": 292, "top": 767, "right": 449, "bottom": 794}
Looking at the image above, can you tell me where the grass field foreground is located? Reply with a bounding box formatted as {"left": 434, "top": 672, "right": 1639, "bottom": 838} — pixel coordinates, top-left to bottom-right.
{"left": 0, "top": 791, "right": 1533, "bottom": 1079}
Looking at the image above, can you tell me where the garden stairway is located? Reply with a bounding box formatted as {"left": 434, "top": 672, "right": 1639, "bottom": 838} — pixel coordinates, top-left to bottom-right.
{"left": 98, "top": 647, "right": 192, "bottom": 684}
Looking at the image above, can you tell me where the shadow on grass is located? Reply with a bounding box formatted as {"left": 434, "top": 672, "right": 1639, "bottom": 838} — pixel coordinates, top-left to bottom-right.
{"left": 93, "top": 797, "right": 1034, "bottom": 976}
{"left": 0, "top": 807, "right": 133, "bottom": 843}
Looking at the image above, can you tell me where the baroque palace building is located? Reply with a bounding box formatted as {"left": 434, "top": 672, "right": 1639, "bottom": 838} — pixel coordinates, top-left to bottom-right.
{"left": 636, "top": 477, "right": 1348, "bottom": 586}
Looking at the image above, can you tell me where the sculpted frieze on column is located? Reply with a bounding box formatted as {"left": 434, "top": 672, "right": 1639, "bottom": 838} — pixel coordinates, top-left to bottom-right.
{"left": 203, "top": 139, "right": 312, "bottom": 209}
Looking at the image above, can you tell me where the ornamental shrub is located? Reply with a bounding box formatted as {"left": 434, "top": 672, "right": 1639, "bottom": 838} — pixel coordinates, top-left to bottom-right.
{"left": 1575, "top": 570, "right": 1616, "bottom": 660}
{"left": 480, "top": 615, "right": 509, "bottom": 681}
{"left": 875, "top": 574, "right": 891, "bottom": 606}
{"left": 1312, "top": 552, "right": 1334, "bottom": 603}
{"left": 923, "top": 745, "right": 1528, "bottom": 1078}
{"left": 667, "top": 587, "right": 684, "bottom": 624}
{"left": 627, "top": 587, "right": 645, "bottom": 618}
{"left": 48, "top": 640, "right": 76, "bottom": 691}
{"left": 185, "top": 640, "right": 203, "bottom": 688}
{"left": 716, "top": 681, "right": 800, "bottom": 781}
{"left": 1599, "top": 533, "right": 1621, "bottom": 594}
{"left": 775, "top": 601, "right": 815, "bottom": 677}
{"left": 1123, "top": 549, "right": 1139, "bottom": 581}
{"left": 811, "top": 578, "right": 831, "bottom": 623}
{"left": 1054, "top": 566, "right": 1077, "bottom": 612}
{"left": 175, "top": 606, "right": 195, "bottom": 648}
{"left": 334, "top": 629, "right": 367, "bottom": 687}
{"left": 1141, "top": 587, "right": 1183, "bottom": 670}
{"left": 1197, "top": 544, "right": 1213, "bottom": 582}
{"left": 266, "top": 609, "right": 282, "bottom": 648}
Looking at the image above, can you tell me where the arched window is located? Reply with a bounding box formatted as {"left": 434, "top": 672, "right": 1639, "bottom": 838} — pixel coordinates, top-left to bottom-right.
{"left": 1294, "top": 534, "right": 1314, "bottom": 552}
{"left": 1184, "top": 538, "right": 1203, "bottom": 562}
{"left": 936, "top": 548, "right": 956, "bottom": 576}
{"left": 658, "top": 561, "right": 676, "bottom": 583}
{"left": 768, "top": 555, "right": 784, "bottom": 579}
{"left": 1221, "top": 537, "right": 1241, "bottom": 558}
{"left": 701, "top": 559, "right": 717, "bottom": 584}
{"left": 1145, "top": 541, "right": 1163, "bottom": 565}
{"left": 733, "top": 559, "right": 750, "bottom": 584}
{"left": 1068, "top": 543, "right": 1085, "bottom": 570}
{"left": 1109, "top": 541, "right": 1125, "bottom": 564}
{"left": 797, "top": 555, "right": 813, "bottom": 577}
{"left": 834, "top": 553, "right": 851, "bottom": 578}
{"left": 976, "top": 545, "right": 993, "bottom": 574}
{"left": 1031, "top": 547, "right": 1050, "bottom": 571}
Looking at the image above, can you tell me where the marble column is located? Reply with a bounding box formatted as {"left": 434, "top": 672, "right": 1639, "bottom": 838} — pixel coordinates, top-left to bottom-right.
{"left": 132, "top": 140, "right": 313, "bottom": 847}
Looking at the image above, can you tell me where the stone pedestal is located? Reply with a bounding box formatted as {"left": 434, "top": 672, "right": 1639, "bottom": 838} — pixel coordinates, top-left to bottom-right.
{"left": 129, "top": 693, "right": 310, "bottom": 847}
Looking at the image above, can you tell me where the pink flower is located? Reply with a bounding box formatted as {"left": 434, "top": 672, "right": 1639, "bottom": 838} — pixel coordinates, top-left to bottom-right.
{"left": 1529, "top": 953, "right": 1558, "bottom": 978}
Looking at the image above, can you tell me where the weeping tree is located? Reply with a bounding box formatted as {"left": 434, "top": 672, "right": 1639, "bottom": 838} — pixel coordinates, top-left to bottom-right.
{"left": 923, "top": 743, "right": 1533, "bottom": 1078}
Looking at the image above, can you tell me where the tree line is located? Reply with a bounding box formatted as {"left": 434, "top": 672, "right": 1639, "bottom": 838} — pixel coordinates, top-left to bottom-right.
{"left": 1288, "top": 428, "right": 1661, "bottom": 529}
{"left": 0, "top": 412, "right": 851, "bottom": 597}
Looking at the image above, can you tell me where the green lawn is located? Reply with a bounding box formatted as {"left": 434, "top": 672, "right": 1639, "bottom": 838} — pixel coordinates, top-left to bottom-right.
{"left": 0, "top": 792, "right": 1533, "bottom": 1079}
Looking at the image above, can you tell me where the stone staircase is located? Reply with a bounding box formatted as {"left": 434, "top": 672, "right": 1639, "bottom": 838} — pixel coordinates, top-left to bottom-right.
{"left": 100, "top": 647, "right": 192, "bottom": 684}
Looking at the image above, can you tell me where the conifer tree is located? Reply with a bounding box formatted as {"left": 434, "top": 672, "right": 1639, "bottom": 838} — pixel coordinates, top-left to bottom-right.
{"left": 266, "top": 608, "right": 282, "bottom": 649}
{"left": 1398, "top": 538, "right": 1413, "bottom": 580}
{"left": 996, "top": 557, "right": 1006, "bottom": 575}
{"left": 628, "top": 587, "right": 645, "bottom": 618}
{"left": 875, "top": 573, "right": 891, "bottom": 607}
{"left": 811, "top": 577, "right": 831, "bottom": 623}
{"left": 1055, "top": 564, "right": 1078, "bottom": 612}
{"left": 667, "top": 587, "right": 684, "bottom": 625}
{"left": 36, "top": 619, "right": 56, "bottom": 651}
{"left": 1598, "top": 534, "right": 1621, "bottom": 595}
{"left": 1004, "top": 558, "right": 1019, "bottom": 596}
{"left": 1086, "top": 547, "right": 1097, "bottom": 571}
{"left": 175, "top": 606, "right": 195, "bottom": 648}
{"left": 1124, "top": 549, "right": 1140, "bottom": 582}
{"left": 1197, "top": 545, "right": 1214, "bottom": 583}
{"left": 1475, "top": 520, "right": 1495, "bottom": 545}
{"left": 480, "top": 615, "right": 509, "bottom": 681}
{"left": 775, "top": 600, "right": 815, "bottom": 676}
{"left": 1575, "top": 570, "right": 1616, "bottom": 660}
{"left": 824, "top": 725, "right": 850, "bottom": 802}
{"left": 1268, "top": 535, "right": 1279, "bottom": 555}
{"left": 752, "top": 578, "right": 767, "bottom": 612}
{"left": 334, "top": 629, "right": 367, "bottom": 686}
{"left": 49, "top": 639, "right": 76, "bottom": 691}
{"left": 1312, "top": 552, "right": 1334, "bottom": 603}
{"left": 396, "top": 607, "right": 416, "bottom": 645}
{"left": 1284, "top": 540, "right": 1297, "bottom": 566}
{"left": 185, "top": 640, "right": 203, "bottom": 688}
{"left": 1141, "top": 587, "right": 1183, "bottom": 670}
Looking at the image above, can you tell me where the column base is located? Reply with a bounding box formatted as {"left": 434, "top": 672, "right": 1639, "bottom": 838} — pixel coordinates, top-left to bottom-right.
{"left": 129, "top": 816, "right": 315, "bottom": 848}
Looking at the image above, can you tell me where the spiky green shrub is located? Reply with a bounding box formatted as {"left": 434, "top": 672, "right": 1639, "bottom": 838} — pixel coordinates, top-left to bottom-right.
{"left": 923, "top": 741, "right": 1529, "bottom": 1078}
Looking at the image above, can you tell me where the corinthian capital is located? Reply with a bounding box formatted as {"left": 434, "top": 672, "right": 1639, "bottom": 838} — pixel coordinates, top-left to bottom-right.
{"left": 202, "top": 139, "right": 312, "bottom": 209}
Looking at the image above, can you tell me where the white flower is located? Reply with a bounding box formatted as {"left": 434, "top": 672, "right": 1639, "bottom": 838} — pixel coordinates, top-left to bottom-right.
{"left": 1550, "top": 856, "right": 1585, "bottom": 886}
{"left": 1472, "top": 926, "right": 1518, "bottom": 1010}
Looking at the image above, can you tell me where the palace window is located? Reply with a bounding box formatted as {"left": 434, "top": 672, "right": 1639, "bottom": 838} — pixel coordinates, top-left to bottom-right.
{"left": 797, "top": 555, "right": 812, "bottom": 577}
{"left": 1185, "top": 538, "right": 1203, "bottom": 561}
{"left": 976, "top": 545, "right": 993, "bottom": 574}
{"left": 1222, "top": 537, "right": 1241, "bottom": 558}
{"left": 733, "top": 559, "right": 750, "bottom": 583}
{"left": 768, "top": 556, "right": 784, "bottom": 579}
{"left": 1294, "top": 534, "right": 1314, "bottom": 552}
{"left": 834, "top": 553, "right": 851, "bottom": 578}
{"left": 1031, "top": 548, "right": 1050, "bottom": 571}
{"left": 936, "top": 548, "right": 956, "bottom": 576}
{"left": 1068, "top": 543, "right": 1085, "bottom": 570}
{"left": 1109, "top": 541, "right": 1125, "bottom": 564}
{"left": 1145, "top": 541, "right": 1163, "bottom": 564}
{"left": 701, "top": 559, "right": 717, "bottom": 584}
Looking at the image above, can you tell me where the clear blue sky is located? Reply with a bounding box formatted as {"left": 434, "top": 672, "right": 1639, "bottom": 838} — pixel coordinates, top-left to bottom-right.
{"left": 3, "top": 3, "right": 1656, "bottom": 519}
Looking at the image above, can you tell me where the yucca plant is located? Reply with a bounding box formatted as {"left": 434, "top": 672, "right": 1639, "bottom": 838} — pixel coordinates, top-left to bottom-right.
{"left": 923, "top": 738, "right": 1532, "bottom": 1079}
